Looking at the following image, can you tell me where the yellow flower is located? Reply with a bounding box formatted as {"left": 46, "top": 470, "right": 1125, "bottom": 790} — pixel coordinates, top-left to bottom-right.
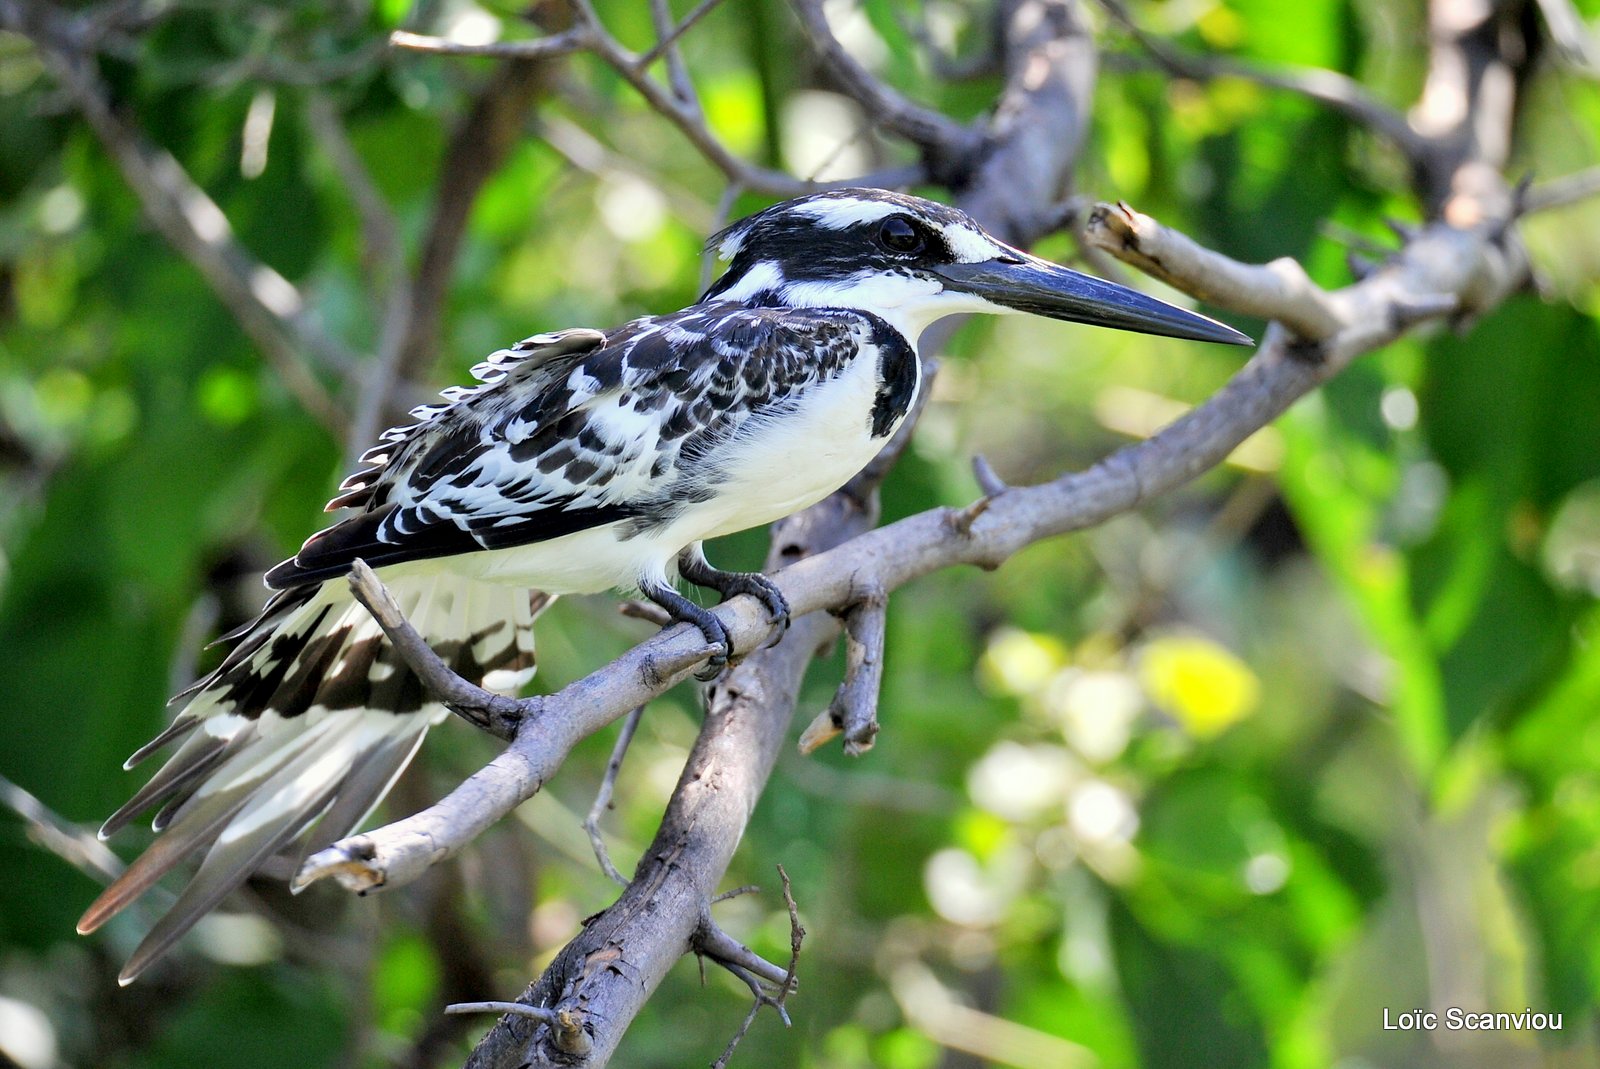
{"left": 1138, "top": 634, "right": 1261, "bottom": 739}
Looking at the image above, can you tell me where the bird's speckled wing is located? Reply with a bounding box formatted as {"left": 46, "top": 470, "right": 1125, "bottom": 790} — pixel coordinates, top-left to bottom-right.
{"left": 266, "top": 303, "right": 879, "bottom": 588}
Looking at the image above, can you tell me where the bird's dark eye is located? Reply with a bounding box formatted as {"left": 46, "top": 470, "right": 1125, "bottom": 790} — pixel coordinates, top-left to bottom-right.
{"left": 877, "top": 215, "right": 925, "bottom": 255}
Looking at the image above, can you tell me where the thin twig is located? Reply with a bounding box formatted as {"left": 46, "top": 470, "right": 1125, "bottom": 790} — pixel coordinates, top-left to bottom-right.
{"left": 637, "top": 0, "right": 730, "bottom": 68}
{"left": 585, "top": 706, "right": 645, "bottom": 886}
{"left": 1524, "top": 165, "right": 1600, "bottom": 213}
{"left": 711, "top": 884, "right": 761, "bottom": 904}
{"left": 303, "top": 92, "right": 405, "bottom": 300}
{"left": 694, "top": 916, "right": 793, "bottom": 988}
{"left": 302, "top": 92, "right": 418, "bottom": 464}
{"left": 390, "top": 50, "right": 564, "bottom": 396}
{"left": 0, "top": 773, "right": 124, "bottom": 884}
{"left": 787, "top": 0, "right": 977, "bottom": 165}
{"left": 7, "top": 3, "right": 353, "bottom": 431}
{"left": 448, "top": 1002, "right": 593, "bottom": 1056}
{"left": 389, "top": 27, "right": 594, "bottom": 59}
{"left": 1095, "top": 0, "right": 1429, "bottom": 164}
{"left": 346, "top": 559, "right": 530, "bottom": 740}
{"left": 707, "top": 866, "right": 805, "bottom": 1069}
{"left": 647, "top": 0, "right": 699, "bottom": 109}
{"left": 448, "top": 1001, "right": 562, "bottom": 1021}
{"left": 565, "top": 0, "right": 841, "bottom": 197}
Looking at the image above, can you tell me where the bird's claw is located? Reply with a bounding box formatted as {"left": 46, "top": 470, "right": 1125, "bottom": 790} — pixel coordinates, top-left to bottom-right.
{"left": 732, "top": 573, "right": 790, "bottom": 649}
{"left": 691, "top": 613, "right": 733, "bottom": 682}
{"left": 696, "top": 570, "right": 790, "bottom": 649}
{"left": 694, "top": 653, "right": 728, "bottom": 682}
{"left": 651, "top": 563, "right": 789, "bottom": 680}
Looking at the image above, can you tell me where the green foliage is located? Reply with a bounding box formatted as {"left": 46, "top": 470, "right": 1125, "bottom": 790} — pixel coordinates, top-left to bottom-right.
{"left": 2, "top": 1, "right": 1599, "bottom": 1067}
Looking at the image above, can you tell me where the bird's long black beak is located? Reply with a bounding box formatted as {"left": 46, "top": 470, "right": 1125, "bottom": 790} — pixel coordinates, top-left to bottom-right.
{"left": 933, "top": 253, "right": 1253, "bottom": 346}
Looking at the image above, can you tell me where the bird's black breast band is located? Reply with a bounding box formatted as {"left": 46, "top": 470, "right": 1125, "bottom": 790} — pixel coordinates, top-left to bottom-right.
{"left": 866, "top": 318, "right": 918, "bottom": 438}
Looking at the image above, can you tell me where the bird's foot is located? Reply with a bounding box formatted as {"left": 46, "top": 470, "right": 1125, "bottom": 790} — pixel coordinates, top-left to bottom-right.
{"left": 641, "top": 580, "right": 734, "bottom": 681}
{"left": 677, "top": 552, "right": 790, "bottom": 650}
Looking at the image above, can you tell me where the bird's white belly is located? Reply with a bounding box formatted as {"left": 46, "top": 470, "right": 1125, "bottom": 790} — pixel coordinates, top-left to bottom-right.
{"left": 430, "top": 524, "right": 679, "bottom": 594}
{"left": 710, "top": 365, "right": 888, "bottom": 530}
{"left": 391, "top": 354, "right": 905, "bottom": 595}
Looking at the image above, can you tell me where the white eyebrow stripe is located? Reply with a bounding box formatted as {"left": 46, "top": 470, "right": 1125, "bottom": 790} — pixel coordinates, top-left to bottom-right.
{"left": 790, "top": 197, "right": 902, "bottom": 229}
{"left": 942, "top": 224, "right": 1007, "bottom": 263}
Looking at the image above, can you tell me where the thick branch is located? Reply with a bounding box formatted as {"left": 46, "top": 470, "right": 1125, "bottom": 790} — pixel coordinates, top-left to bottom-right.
{"left": 1412, "top": 0, "right": 1532, "bottom": 219}
{"left": 1084, "top": 201, "right": 1344, "bottom": 339}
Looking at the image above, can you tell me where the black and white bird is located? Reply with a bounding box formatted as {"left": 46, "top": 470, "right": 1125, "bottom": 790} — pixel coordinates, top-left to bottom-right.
{"left": 80, "top": 188, "right": 1248, "bottom": 982}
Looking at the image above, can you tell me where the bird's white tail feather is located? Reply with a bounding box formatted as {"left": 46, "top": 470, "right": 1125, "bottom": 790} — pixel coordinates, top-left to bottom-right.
{"left": 81, "top": 568, "right": 549, "bottom": 984}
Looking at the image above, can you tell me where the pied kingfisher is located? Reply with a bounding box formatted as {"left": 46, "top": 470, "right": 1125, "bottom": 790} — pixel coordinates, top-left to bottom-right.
{"left": 80, "top": 188, "right": 1248, "bottom": 982}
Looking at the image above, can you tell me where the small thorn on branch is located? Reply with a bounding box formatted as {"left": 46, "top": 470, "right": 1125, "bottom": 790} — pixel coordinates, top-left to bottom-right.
{"left": 712, "top": 884, "right": 761, "bottom": 904}
{"left": 948, "top": 456, "right": 1008, "bottom": 538}
{"left": 800, "top": 582, "right": 887, "bottom": 757}
{"left": 347, "top": 559, "right": 530, "bottom": 740}
{"left": 1346, "top": 250, "right": 1380, "bottom": 281}
{"left": 972, "top": 453, "right": 1009, "bottom": 497}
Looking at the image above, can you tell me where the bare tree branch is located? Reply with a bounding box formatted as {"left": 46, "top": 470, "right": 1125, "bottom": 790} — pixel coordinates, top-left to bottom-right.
{"left": 390, "top": 27, "right": 595, "bottom": 60}
{"left": 344, "top": 560, "right": 529, "bottom": 741}
{"left": 3, "top": 1, "right": 355, "bottom": 433}
{"left": 788, "top": 0, "right": 979, "bottom": 170}
{"left": 568, "top": 0, "right": 903, "bottom": 197}
{"left": 637, "top": 0, "right": 731, "bottom": 68}
{"left": 647, "top": 0, "right": 699, "bottom": 108}
{"left": 705, "top": 865, "right": 804, "bottom": 1069}
{"left": 0, "top": 773, "right": 125, "bottom": 885}
{"left": 1524, "top": 164, "right": 1600, "bottom": 212}
{"left": 304, "top": 93, "right": 406, "bottom": 300}
{"left": 1084, "top": 201, "right": 1346, "bottom": 339}
{"left": 1095, "top": 0, "right": 1431, "bottom": 165}
{"left": 799, "top": 579, "right": 887, "bottom": 756}
{"left": 391, "top": 1, "right": 927, "bottom": 198}
{"left": 585, "top": 705, "right": 644, "bottom": 887}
